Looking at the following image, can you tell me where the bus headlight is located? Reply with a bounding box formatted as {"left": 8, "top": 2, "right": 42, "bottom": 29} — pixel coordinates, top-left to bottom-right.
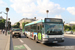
{"left": 13, "top": 32, "right": 14, "bottom": 34}
{"left": 43, "top": 35, "right": 48, "bottom": 38}
{"left": 43, "top": 38, "right": 48, "bottom": 41}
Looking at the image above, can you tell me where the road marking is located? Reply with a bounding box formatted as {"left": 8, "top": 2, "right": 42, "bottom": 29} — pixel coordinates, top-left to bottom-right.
{"left": 23, "top": 44, "right": 31, "bottom": 50}
{"left": 14, "top": 45, "right": 25, "bottom": 50}
{"left": 18, "top": 38, "right": 24, "bottom": 43}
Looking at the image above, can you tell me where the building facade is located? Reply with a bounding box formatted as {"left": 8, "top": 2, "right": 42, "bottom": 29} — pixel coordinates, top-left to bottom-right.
{"left": 65, "top": 23, "right": 75, "bottom": 27}
{"left": 19, "top": 17, "right": 37, "bottom": 29}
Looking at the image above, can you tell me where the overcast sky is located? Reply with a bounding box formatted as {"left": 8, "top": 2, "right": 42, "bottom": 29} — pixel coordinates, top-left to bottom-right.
{"left": 0, "top": 0, "right": 75, "bottom": 25}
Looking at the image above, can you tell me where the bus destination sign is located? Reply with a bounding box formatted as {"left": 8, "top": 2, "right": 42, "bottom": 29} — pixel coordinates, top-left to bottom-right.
{"left": 45, "top": 18, "right": 62, "bottom": 23}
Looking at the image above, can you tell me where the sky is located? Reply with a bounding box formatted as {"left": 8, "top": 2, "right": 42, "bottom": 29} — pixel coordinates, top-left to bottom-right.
{"left": 0, "top": 0, "right": 75, "bottom": 25}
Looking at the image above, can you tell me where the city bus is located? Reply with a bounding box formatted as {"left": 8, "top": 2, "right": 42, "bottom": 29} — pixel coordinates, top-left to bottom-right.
{"left": 24, "top": 18, "right": 64, "bottom": 43}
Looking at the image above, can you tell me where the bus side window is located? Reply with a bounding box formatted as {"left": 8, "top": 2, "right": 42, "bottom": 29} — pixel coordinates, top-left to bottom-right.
{"left": 38, "top": 26, "right": 41, "bottom": 33}
{"left": 42, "top": 25, "right": 44, "bottom": 33}
{"left": 38, "top": 26, "right": 39, "bottom": 31}
{"left": 40, "top": 25, "right": 42, "bottom": 33}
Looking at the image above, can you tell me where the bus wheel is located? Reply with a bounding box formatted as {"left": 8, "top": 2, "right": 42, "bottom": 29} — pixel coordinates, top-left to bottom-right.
{"left": 19, "top": 35, "right": 21, "bottom": 38}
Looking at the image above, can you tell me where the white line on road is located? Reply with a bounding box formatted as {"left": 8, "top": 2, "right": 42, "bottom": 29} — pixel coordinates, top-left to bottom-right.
{"left": 18, "top": 38, "right": 24, "bottom": 43}
{"left": 23, "top": 44, "right": 31, "bottom": 50}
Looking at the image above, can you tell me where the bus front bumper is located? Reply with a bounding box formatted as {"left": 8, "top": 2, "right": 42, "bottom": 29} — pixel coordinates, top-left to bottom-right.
{"left": 42, "top": 38, "right": 64, "bottom": 43}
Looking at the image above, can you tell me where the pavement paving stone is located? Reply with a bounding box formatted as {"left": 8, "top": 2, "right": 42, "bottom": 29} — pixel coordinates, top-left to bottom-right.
{"left": 0, "top": 33, "right": 9, "bottom": 50}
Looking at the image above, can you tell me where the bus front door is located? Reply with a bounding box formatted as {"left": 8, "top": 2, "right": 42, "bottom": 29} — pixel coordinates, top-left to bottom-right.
{"left": 37, "top": 25, "right": 42, "bottom": 42}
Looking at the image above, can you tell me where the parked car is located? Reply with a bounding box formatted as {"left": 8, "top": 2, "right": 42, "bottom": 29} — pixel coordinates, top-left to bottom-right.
{"left": 11, "top": 28, "right": 21, "bottom": 38}
{"left": 66, "top": 31, "right": 73, "bottom": 34}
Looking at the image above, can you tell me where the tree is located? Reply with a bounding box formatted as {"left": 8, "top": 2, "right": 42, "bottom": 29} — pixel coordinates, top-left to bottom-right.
{"left": 22, "top": 22, "right": 29, "bottom": 29}
{"left": 17, "top": 22, "right": 20, "bottom": 28}
{"left": 25, "top": 22, "right": 29, "bottom": 24}
{"left": 0, "top": 19, "right": 6, "bottom": 29}
{"left": 64, "top": 25, "right": 71, "bottom": 31}
{"left": 12, "top": 25, "right": 18, "bottom": 28}
{"left": 22, "top": 22, "right": 25, "bottom": 29}
{"left": 12, "top": 22, "right": 20, "bottom": 28}
{"left": 72, "top": 25, "right": 75, "bottom": 31}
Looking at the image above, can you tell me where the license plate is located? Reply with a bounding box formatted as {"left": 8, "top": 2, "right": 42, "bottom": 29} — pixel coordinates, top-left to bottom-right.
{"left": 53, "top": 41, "right": 58, "bottom": 43}
{"left": 15, "top": 34, "right": 19, "bottom": 35}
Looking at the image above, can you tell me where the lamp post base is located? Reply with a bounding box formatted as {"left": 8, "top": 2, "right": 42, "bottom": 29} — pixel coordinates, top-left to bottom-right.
{"left": 5, "top": 27, "right": 7, "bottom": 36}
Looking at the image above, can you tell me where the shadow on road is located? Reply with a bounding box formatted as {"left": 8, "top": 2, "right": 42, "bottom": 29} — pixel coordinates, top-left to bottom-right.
{"left": 21, "top": 35, "right": 26, "bottom": 38}
{"left": 20, "top": 34, "right": 27, "bottom": 38}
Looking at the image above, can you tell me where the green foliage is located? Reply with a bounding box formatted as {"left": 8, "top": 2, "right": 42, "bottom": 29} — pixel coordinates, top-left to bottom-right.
{"left": 66, "top": 28, "right": 69, "bottom": 31}
{"left": 22, "top": 22, "right": 25, "bottom": 29}
{"left": 71, "top": 25, "right": 75, "bottom": 30}
{"left": 64, "top": 25, "right": 71, "bottom": 31}
{"left": 64, "top": 25, "right": 75, "bottom": 31}
{"left": 17, "top": 22, "right": 20, "bottom": 28}
{"left": 12, "top": 22, "right": 20, "bottom": 28}
{"left": 0, "top": 19, "right": 5, "bottom": 29}
{"left": 17, "top": 22, "right": 20, "bottom": 26}
{"left": 72, "top": 29, "right": 75, "bottom": 32}
{"left": 22, "top": 22, "right": 29, "bottom": 29}
{"left": 25, "top": 22, "right": 29, "bottom": 24}
{"left": 12, "top": 25, "right": 19, "bottom": 28}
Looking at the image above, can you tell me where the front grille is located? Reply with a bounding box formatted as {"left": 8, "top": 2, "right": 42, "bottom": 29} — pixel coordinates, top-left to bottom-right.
{"left": 15, "top": 33, "right": 19, "bottom": 34}
{"left": 48, "top": 38, "right": 62, "bottom": 42}
{"left": 56, "top": 38, "right": 62, "bottom": 40}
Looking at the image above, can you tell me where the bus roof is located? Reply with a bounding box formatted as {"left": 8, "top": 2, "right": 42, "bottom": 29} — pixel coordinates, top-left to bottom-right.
{"left": 25, "top": 19, "right": 44, "bottom": 26}
{"left": 25, "top": 18, "right": 63, "bottom": 26}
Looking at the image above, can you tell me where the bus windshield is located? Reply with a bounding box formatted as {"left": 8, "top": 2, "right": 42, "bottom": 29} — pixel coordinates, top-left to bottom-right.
{"left": 45, "top": 23, "right": 63, "bottom": 35}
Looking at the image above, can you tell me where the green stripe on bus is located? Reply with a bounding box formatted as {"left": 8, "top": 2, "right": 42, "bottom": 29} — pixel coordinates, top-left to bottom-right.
{"left": 38, "top": 33, "right": 42, "bottom": 40}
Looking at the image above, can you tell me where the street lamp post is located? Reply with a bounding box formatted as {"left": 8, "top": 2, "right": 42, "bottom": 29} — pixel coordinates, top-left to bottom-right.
{"left": 5, "top": 7, "right": 9, "bottom": 35}
{"left": 8, "top": 18, "right": 10, "bottom": 30}
{"left": 46, "top": 10, "right": 49, "bottom": 18}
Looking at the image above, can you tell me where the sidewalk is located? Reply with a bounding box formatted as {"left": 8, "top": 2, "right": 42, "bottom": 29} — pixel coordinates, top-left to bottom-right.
{"left": 64, "top": 34, "right": 75, "bottom": 37}
{"left": 0, "top": 32, "right": 10, "bottom": 50}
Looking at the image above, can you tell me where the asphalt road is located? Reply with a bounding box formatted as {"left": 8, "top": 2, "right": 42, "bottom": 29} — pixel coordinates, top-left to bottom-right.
{"left": 11, "top": 34, "right": 75, "bottom": 50}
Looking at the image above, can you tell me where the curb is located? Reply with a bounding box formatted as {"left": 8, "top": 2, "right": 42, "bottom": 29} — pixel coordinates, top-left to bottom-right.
{"left": 5, "top": 35, "right": 10, "bottom": 50}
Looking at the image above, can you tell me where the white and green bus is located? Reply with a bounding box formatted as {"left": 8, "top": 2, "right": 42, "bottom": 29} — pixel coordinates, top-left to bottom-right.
{"left": 24, "top": 18, "right": 64, "bottom": 43}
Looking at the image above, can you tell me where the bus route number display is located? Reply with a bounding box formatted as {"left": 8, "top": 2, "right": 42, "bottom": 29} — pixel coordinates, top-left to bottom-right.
{"left": 45, "top": 18, "right": 62, "bottom": 22}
